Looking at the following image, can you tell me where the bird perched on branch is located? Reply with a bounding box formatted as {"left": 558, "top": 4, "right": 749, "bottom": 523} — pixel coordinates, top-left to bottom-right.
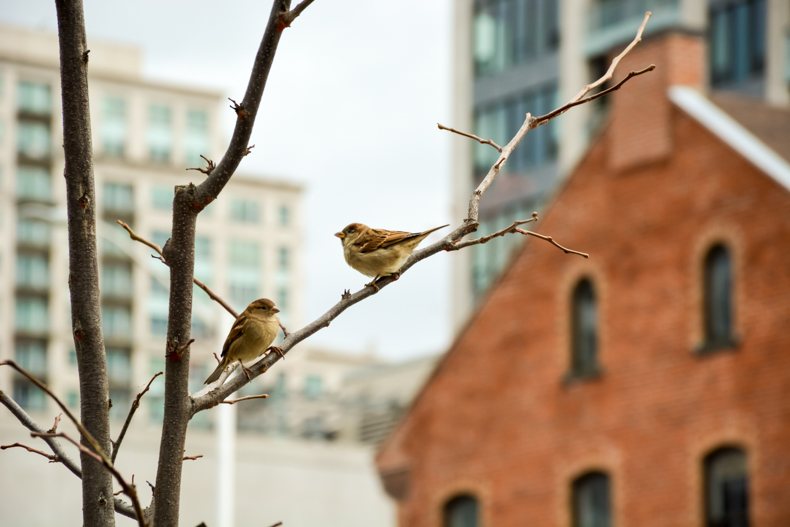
{"left": 335, "top": 222, "right": 449, "bottom": 288}
{"left": 204, "top": 298, "right": 282, "bottom": 385}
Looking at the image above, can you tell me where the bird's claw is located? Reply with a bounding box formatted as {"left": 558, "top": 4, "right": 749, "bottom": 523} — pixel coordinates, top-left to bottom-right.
{"left": 268, "top": 346, "right": 285, "bottom": 360}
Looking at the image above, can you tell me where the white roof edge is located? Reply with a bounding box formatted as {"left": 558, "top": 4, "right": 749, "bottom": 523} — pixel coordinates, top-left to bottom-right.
{"left": 668, "top": 85, "right": 790, "bottom": 192}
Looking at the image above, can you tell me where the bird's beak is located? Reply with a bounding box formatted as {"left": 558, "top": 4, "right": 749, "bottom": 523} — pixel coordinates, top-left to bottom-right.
{"left": 272, "top": 307, "right": 280, "bottom": 314}
{"left": 335, "top": 232, "right": 345, "bottom": 239}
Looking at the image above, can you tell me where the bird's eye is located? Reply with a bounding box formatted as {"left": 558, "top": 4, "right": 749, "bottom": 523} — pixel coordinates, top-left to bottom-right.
{"left": 347, "top": 228, "right": 355, "bottom": 233}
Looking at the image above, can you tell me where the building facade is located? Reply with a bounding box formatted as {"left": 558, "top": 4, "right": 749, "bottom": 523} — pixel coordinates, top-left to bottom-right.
{"left": 381, "top": 30, "right": 790, "bottom": 527}
{"left": 0, "top": 24, "right": 304, "bottom": 425}
{"left": 450, "top": 0, "right": 790, "bottom": 329}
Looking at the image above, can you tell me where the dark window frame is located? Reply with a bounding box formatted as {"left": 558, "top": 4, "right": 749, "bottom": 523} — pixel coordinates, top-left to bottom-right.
{"left": 443, "top": 493, "right": 480, "bottom": 527}
{"left": 704, "top": 446, "right": 749, "bottom": 527}
{"left": 567, "top": 277, "right": 601, "bottom": 381}
{"left": 697, "top": 243, "right": 738, "bottom": 354}
{"left": 572, "top": 471, "right": 612, "bottom": 527}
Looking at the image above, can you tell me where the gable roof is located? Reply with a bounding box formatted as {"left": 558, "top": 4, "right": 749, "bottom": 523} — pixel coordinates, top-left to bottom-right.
{"left": 669, "top": 86, "right": 790, "bottom": 191}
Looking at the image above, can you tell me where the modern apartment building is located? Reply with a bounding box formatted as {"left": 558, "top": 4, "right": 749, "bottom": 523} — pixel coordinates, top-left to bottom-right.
{"left": 0, "top": 24, "right": 305, "bottom": 425}
{"left": 450, "top": 0, "right": 790, "bottom": 329}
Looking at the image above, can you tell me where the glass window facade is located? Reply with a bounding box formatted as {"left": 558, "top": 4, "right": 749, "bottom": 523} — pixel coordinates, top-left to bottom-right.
{"left": 151, "top": 185, "right": 172, "bottom": 210}
{"left": 147, "top": 103, "right": 172, "bottom": 162}
{"left": 17, "top": 81, "right": 52, "bottom": 114}
{"left": 103, "top": 305, "right": 132, "bottom": 340}
{"left": 15, "top": 339, "right": 48, "bottom": 376}
{"left": 17, "top": 121, "right": 51, "bottom": 159}
{"left": 230, "top": 198, "right": 261, "bottom": 223}
{"left": 103, "top": 182, "right": 134, "bottom": 213}
{"left": 101, "top": 95, "right": 127, "bottom": 157}
{"left": 709, "top": 0, "right": 766, "bottom": 88}
{"left": 16, "top": 166, "right": 52, "bottom": 202}
{"left": 16, "top": 218, "right": 51, "bottom": 247}
{"left": 16, "top": 252, "right": 49, "bottom": 290}
{"left": 474, "top": 0, "right": 559, "bottom": 77}
{"left": 184, "top": 108, "right": 209, "bottom": 165}
{"left": 15, "top": 296, "right": 49, "bottom": 333}
{"left": 473, "top": 83, "right": 558, "bottom": 181}
{"left": 101, "top": 261, "right": 133, "bottom": 298}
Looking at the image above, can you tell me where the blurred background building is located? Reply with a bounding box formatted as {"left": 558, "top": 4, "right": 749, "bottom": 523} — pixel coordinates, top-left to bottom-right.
{"left": 450, "top": 0, "right": 790, "bottom": 329}
{"left": 382, "top": 1, "right": 790, "bottom": 526}
{"left": 0, "top": 24, "right": 434, "bottom": 527}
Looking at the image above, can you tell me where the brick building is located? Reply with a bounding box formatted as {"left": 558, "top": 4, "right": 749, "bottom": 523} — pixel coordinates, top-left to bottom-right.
{"left": 377, "top": 31, "right": 790, "bottom": 527}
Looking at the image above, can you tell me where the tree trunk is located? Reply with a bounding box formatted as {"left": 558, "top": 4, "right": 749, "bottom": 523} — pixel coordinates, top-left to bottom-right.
{"left": 55, "top": 1, "right": 116, "bottom": 525}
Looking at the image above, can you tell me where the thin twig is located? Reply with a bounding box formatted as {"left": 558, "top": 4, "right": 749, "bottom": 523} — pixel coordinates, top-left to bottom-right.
{"left": 1, "top": 442, "right": 61, "bottom": 462}
{"left": 189, "top": 13, "right": 653, "bottom": 413}
{"left": 186, "top": 155, "right": 216, "bottom": 176}
{"left": 112, "top": 372, "right": 163, "bottom": 463}
{"left": 0, "top": 391, "right": 138, "bottom": 519}
{"left": 182, "top": 454, "right": 204, "bottom": 462}
{"left": 268, "top": 522, "right": 284, "bottom": 527}
{"left": 116, "top": 220, "right": 239, "bottom": 319}
{"left": 31, "top": 430, "right": 147, "bottom": 526}
{"left": 0, "top": 360, "right": 104, "bottom": 458}
{"left": 515, "top": 228, "right": 590, "bottom": 258}
{"left": 280, "top": 0, "right": 316, "bottom": 26}
{"left": 570, "top": 11, "right": 652, "bottom": 102}
{"left": 533, "top": 65, "right": 655, "bottom": 126}
{"left": 437, "top": 123, "right": 502, "bottom": 152}
{"left": 219, "top": 394, "right": 270, "bottom": 405}
{"left": 47, "top": 413, "right": 63, "bottom": 434}
{"left": 449, "top": 214, "right": 539, "bottom": 250}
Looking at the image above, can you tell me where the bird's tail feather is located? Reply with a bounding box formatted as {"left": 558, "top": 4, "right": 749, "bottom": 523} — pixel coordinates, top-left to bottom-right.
{"left": 204, "top": 360, "right": 226, "bottom": 384}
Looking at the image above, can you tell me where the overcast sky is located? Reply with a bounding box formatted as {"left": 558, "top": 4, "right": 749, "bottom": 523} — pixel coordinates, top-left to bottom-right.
{"left": 2, "top": 0, "right": 454, "bottom": 360}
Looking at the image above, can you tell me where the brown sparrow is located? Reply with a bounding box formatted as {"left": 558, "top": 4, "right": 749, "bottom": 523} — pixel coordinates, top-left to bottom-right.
{"left": 204, "top": 298, "right": 282, "bottom": 384}
{"left": 335, "top": 223, "right": 448, "bottom": 287}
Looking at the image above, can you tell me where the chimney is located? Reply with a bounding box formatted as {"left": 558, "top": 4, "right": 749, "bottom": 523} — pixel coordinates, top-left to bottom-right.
{"left": 607, "top": 30, "right": 706, "bottom": 172}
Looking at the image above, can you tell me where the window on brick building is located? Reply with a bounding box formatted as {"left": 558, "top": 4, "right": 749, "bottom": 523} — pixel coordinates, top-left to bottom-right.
{"left": 701, "top": 244, "right": 736, "bottom": 352}
{"left": 572, "top": 471, "right": 611, "bottom": 527}
{"left": 570, "top": 278, "right": 599, "bottom": 379}
{"left": 443, "top": 493, "right": 479, "bottom": 527}
{"left": 704, "top": 447, "right": 749, "bottom": 527}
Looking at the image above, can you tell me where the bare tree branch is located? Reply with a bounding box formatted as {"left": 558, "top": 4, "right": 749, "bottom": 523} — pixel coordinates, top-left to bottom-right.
{"left": 182, "top": 454, "right": 204, "bottom": 461}
{"left": 569, "top": 11, "right": 652, "bottom": 102}
{"left": 515, "top": 228, "right": 590, "bottom": 258}
{"left": 112, "top": 372, "right": 163, "bottom": 463}
{"left": 0, "top": 391, "right": 138, "bottom": 519}
{"left": 448, "top": 213, "right": 539, "bottom": 250}
{"left": 116, "top": 220, "right": 240, "bottom": 319}
{"left": 191, "top": 13, "right": 655, "bottom": 413}
{"left": 280, "top": 0, "right": 317, "bottom": 27}
{"left": 0, "top": 361, "right": 105, "bottom": 456}
{"left": 219, "top": 394, "right": 270, "bottom": 405}
{"left": 151, "top": 2, "right": 295, "bottom": 525}
{"left": 31, "top": 430, "right": 147, "bottom": 526}
{"left": 1, "top": 441, "right": 61, "bottom": 462}
{"left": 437, "top": 123, "right": 502, "bottom": 152}
{"left": 533, "top": 64, "right": 655, "bottom": 126}
{"left": 54, "top": 1, "right": 116, "bottom": 523}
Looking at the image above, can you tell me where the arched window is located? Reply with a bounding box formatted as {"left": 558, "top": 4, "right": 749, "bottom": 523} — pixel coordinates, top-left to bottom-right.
{"left": 702, "top": 244, "right": 735, "bottom": 350}
{"left": 704, "top": 447, "right": 749, "bottom": 527}
{"left": 572, "top": 472, "right": 611, "bottom": 527}
{"left": 443, "top": 493, "right": 479, "bottom": 527}
{"left": 571, "top": 278, "right": 599, "bottom": 377}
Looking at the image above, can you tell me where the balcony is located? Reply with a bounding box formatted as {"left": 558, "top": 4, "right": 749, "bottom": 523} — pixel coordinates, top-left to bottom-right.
{"left": 585, "top": 0, "right": 680, "bottom": 57}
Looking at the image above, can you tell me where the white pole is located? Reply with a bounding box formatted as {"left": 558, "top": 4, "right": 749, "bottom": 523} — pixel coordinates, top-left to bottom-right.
{"left": 216, "top": 401, "right": 236, "bottom": 527}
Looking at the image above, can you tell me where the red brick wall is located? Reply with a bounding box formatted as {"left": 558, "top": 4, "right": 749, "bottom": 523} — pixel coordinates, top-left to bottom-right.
{"left": 378, "top": 104, "right": 790, "bottom": 527}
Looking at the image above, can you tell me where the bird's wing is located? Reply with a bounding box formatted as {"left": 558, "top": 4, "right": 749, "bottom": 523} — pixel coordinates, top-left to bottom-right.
{"left": 221, "top": 316, "right": 246, "bottom": 358}
{"left": 354, "top": 228, "right": 417, "bottom": 253}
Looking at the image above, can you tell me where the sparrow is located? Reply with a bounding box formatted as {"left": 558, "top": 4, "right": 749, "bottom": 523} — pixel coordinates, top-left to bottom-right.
{"left": 204, "top": 298, "right": 282, "bottom": 385}
{"left": 335, "top": 223, "right": 449, "bottom": 287}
